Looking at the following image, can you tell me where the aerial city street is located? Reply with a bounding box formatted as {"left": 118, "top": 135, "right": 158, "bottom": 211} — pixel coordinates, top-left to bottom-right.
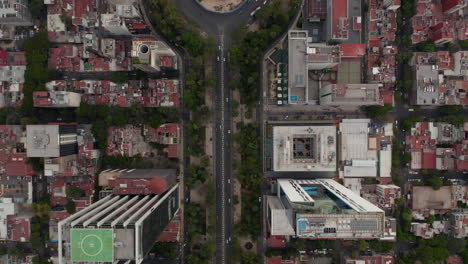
{"left": 0, "top": 0, "right": 467, "bottom": 263}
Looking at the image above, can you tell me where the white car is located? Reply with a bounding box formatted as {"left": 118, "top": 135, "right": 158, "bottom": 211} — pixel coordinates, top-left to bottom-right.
{"left": 228, "top": 179, "right": 231, "bottom": 184}
{"left": 217, "top": 56, "right": 220, "bottom": 61}
{"left": 226, "top": 97, "right": 229, "bottom": 103}
{"left": 223, "top": 57, "right": 226, "bottom": 62}
{"left": 227, "top": 129, "right": 231, "bottom": 134}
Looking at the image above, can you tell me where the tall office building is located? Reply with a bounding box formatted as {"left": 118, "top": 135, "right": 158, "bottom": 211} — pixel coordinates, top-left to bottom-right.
{"left": 58, "top": 184, "right": 179, "bottom": 264}
{"left": 0, "top": 0, "right": 32, "bottom": 26}
{"left": 26, "top": 124, "right": 78, "bottom": 158}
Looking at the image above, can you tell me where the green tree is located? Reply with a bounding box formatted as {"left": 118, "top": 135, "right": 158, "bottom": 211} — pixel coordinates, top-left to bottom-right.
{"left": 359, "top": 240, "right": 369, "bottom": 251}
{"left": 460, "top": 248, "right": 468, "bottom": 264}
{"left": 242, "top": 252, "right": 261, "bottom": 264}
{"left": 363, "top": 104, "right": 393, "bottom": 121}
{"left": 152, "top": 242, "right": 178, "bottom": 259}
{"left": 65, "top": 200, "right": 76, "bottom": 214}
{"left": 447, "top": 237, "right": 466, "bottom": 254}
{"left": 438, "top": 105, "right": 463, "bottom": 115}
{"left": 426, "top": 176, "right": 443, "bottom": 190}
{"left": 0, "top": 245, "right": 6, "bottom": 256}
{"left": 369, "top": 240, "right": 393, "bottom": 253}
{"left": 66, "top": 186, "right": 85, "bottom": 199}
{"left": 32, "top": 202, "right": 50, "bottom": 218}
{"left": 427, "top": 214, "right": 436, "bottom": 224}
{"left": 459, "top": 39, "right": 468, "bottom": 50}
{"left": 205, "top": 180, "right": 216, "bottom": 206}
{"left": 416, "top": 40, "right": 436, "bottom": 52}
{"left": 8, "top": 244, "right": 28, "bottom": 258}
{"left": 110, "top": 72, "right": 129, "bottom": 84}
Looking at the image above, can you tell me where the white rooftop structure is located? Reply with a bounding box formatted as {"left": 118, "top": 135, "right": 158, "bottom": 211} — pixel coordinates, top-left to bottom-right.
{"left": 58, "top": 184, "right": 179, "bottom": 264}
{"left": 0, "top": 198, "right": 16, "bottom": 240}
{"left": 266, "top": 196, "right": 295, "bottom": 236}
{"left": 26, "top": 124, "right": 78, "bottom": 158}
{"left": 277, "top": 179, "right": 383, "bottom": 213}
{"left": 273, "top": 125, "right": 337, "bottom": 172}
{"left": 0, "top": 65, "right": 26, "bottom": 83}
{"left": 339, "top": 119, "right": 393, "bottom": 178}
{"left": 287, "top": 30, "right": 341, "bottom": 105}
{"left": 0, "top": 0, "right": 32, "bottom": 26}
{"left": 267, "top": 179, "right": 385, "bottom": 239}
{"left": 320, "top": 83, "right": 383, "bottom": 106}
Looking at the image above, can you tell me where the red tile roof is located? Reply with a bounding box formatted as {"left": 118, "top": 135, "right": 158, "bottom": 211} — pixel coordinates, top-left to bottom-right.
{"left": 331, "top": 0, "right": 349, "bottom": 39}
{"left": 339, "top": 44, "right": 366, "bottom": 57}
{"left": 0, "top": 50, "right": 7, "bottom": 66}
{"left": 308, "top": 0, "right": 327, "bottom": 19}
{"left": 11, "top": 52, "right": 26, "bottom": 66}
{"left": 448, "top": 255, "right": 463, "bottom": 264}
{"left": 109, "top": 177, "right": 169, "bottom": 195}
{"left": 442, "top": 0, "right": 464, "bottom": 13}
{"left": 268, "top": 235, "right": 286, "bottom": 247}
{"left": 422, "top": 150, "right": 437, "bottom": 169}
{"left": 267, "top": 257, "right": 298, "bottom": 264}
{"left": 5, "top": 153, "right": 34, "bottom": 177}
{"left": 8, "top": 216, "right": 30, "bottom": 242}
{"left": 157, "top": 219, "right": 180, "bottom": 242}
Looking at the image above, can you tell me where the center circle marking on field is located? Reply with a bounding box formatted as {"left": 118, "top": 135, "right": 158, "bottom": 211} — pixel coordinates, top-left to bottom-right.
{"left": 81, "top": 234, "right": 104, "bottom": 257}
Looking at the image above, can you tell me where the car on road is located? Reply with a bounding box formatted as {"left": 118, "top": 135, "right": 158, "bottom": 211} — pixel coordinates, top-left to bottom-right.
{"left": 227, "top": 129, "right": 231, "bottom": 134}
{"left": 218, "top": 45, "right": 221, "bottom": 50}
{"left": 228, "top": 198, "right": 231, "bottom": 203}
{"left": 217, "top": 56, "right": 220, "bottom": 61}
{"left": 409, "top": 108, "right": 414, "bottom": 112}
{"left": 222, "top": 57, "right": 226, "bottom": 62}
{"left": 226, "top": 97, "right": 229, "bottom": 103}
{"left": 227, "top": 179, "right": 230, "bottom": 184}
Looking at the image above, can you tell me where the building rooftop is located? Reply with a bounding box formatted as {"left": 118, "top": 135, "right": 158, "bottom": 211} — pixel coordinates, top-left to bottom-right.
{"left": 106, "top": 124, "right": 179, "bottom": 158}
{"left": 272, "top": 125, "right": 337, "bottom": 172}
{"left": 33, "top": 91, "right": 82, "bottom": 108}
{"left": 45, "top": 79, "right": 180, "bottom": 108}
{"left": 338, "top": 44, "right": 366, "bottom": 57}
{"left": 0, "top": 125, "right": 34, "bottom": 178}
{"left": 406, "top": 122, "right": 468, "bottom": 170}
{"left": 345, "top": 255, "right": 395, "bottom": 264}
{"left": 414, "top": 65, "right": 440, "bottom": 105}
{"left": 320, "top": 83, "right": 383, "bottom": 106}
{"left": 339, "top": 119, "right": 393, "bottom": 178}
{"left": 288, "top": 30, "right": 341, "bottom": 105}
{"left": 99, "top": 168, "right": 177, "bottom": 195}
{"left": 0, "top": 198, "right": 33, "bottom": 242}
{"left": 268, "top": 179, "right": 385, "bottom": 239}
{"left": 411, "top": 186, "right": 457, "bottom": 210}
{"left": 58, "top": 185, "right": 180, "bottom": 264}
{"left": 26, "top": 125, "right": 63, "bottom": 158}
{"left": 143, "top": 123, "right": 180, "bottom": 158}
{"left": 330, "top": 0, "right": 349, "bottom": 40}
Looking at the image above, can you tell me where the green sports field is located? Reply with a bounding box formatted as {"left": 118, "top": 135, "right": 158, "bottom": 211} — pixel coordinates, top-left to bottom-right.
{"left": 70, "top": 229, "right": 113, "bottom": 262}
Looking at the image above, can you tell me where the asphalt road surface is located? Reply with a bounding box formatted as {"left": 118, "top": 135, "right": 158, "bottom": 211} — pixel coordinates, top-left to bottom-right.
{"left": 170, "top": 1, "right": 263, "bottom": 264}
